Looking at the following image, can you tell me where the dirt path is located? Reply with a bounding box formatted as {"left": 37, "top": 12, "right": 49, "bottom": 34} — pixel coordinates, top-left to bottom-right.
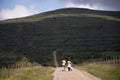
{"left": 53, "top": 67, "right": 101, "bottom": 80}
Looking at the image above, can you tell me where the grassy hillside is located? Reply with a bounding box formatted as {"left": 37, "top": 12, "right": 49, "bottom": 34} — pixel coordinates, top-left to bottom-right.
{"left": 0, "top": 8, "right": 120, "bottom": 67}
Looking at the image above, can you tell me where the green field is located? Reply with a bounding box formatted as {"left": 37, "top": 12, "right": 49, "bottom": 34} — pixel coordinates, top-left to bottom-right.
{"left": 77, "top": 64, "right": 120, "bottom": 80}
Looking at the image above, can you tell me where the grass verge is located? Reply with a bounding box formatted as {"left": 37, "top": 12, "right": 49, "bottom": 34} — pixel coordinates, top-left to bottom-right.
{"left": 77, "top": 64, "right": 120, "bottom": 80}
{"left": 0, "top": 66, "right": 55, "bottom": 80}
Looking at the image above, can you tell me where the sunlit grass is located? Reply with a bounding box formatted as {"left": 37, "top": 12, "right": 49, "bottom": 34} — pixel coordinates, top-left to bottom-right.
{"left": 1, "top": 66, "right": 54, "bottom": 80}
{"left": 77, "top": 64, "right": 120, "bottom": 80}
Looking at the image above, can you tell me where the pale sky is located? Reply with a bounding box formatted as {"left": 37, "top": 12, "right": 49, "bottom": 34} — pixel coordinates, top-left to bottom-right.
{"left": 0, "top": 0, "right": 120, "bottom": 20}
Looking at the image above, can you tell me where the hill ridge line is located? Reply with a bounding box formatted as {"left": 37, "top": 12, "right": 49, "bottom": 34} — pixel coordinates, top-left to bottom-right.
{"left": 1, "top": 13, "right": 120, "bottom": 23}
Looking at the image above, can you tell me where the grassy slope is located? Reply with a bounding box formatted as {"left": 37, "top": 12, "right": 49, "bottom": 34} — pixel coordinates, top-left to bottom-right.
{"left": 0, "top": 66, "right": 54, "bottom": 80}
{"left": 77, "top": 64, "right": 120, "bottom": 80}
{"left": 0, "top": 8, "right": 120, "bottom": 66}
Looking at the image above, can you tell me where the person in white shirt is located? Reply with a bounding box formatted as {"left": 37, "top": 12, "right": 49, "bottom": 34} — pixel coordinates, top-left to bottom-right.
{"left": 67, "top": 60, "right": 73, "bottom": 71}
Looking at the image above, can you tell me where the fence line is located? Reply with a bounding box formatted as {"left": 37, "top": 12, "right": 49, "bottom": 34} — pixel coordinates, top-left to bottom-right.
{"left": 0, "top": 62, "right": 41, "bottom": 79}
{"left": 81, "top": 56, "right": 120, "bottom": 66}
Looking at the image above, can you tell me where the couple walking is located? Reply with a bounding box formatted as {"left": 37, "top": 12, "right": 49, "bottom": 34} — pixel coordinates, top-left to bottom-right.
{"left": 62, "top": 59, "right": 73, "bottom": 71}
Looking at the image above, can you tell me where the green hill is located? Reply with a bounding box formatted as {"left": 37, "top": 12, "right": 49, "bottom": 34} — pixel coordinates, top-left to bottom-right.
{"left": 0, "top": 8, "right": 120, "bottom": 67}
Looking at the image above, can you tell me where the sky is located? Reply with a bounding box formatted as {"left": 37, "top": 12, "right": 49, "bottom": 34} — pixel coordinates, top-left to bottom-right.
{"left": 0, "top": 0, "right": 120, "bottom": 20}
